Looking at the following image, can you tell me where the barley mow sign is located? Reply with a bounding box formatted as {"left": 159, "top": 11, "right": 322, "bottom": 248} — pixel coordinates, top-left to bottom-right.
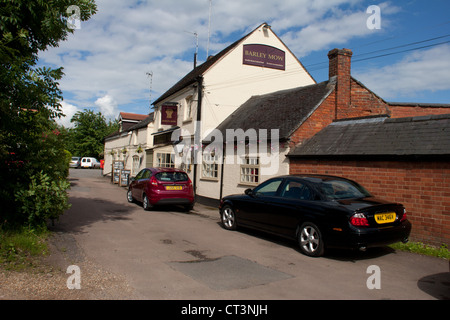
{"left": 161, "top": 104, "right": 178, "bottom": 125}
{"left": 243, "top": 44, "right": 285, "bottom": 70}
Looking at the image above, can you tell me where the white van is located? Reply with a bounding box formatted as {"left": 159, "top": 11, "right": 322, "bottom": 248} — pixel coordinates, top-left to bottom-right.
{"left": 80, "top": 157, "right": 101, "bottom": 169}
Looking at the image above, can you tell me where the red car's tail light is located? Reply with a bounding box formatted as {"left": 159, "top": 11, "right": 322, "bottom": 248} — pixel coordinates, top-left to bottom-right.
{"left": 350, "top": 213, "right": 369, "bottom": 227}
{"left": 150, "top": 176, "right": 158, "bottom": 186}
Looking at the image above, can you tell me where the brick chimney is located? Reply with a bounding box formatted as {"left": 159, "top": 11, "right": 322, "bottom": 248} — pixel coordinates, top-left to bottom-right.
{"left": 328, "top": 48, "right": 353, "bottom": 119}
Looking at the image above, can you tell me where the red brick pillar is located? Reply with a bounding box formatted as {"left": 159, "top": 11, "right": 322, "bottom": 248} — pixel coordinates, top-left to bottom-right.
{"left": 328, "top": 48, "right": 353, "bottom": 119}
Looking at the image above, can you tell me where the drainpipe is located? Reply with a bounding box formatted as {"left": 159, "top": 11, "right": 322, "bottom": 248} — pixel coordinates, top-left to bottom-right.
{"left": 193, "top": 76, "right": 203, "bottom": 194}
{"left": 219, "top": 142, "right": 225, "bottom": 200}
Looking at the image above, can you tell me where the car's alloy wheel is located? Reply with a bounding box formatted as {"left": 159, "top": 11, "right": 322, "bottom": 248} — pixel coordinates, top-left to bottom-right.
{"left": 127, "top": 190, "right": 134, "bottom": 203}
{"left": 142, "top": 194, "right": 152, "bottom": 211}
{"left": 221, "top": 206, "right": 236, "bottom": 230}
{"left": 298, "top": 222, "right": 324, "bottom": 257}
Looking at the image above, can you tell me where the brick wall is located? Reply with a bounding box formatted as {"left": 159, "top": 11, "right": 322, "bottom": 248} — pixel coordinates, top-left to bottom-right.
{"left": 389, "top": 105, "right": 450, "bottom": 118}
{"left": 286, "top": 48, "right": 450, "bottom": 247}
{"left": 288, "top": 91, "right": 336, "bottom": 148}
{"left": 289, "top": 78, "right": 391, "bottom": 148}
{"left": 347, "top": 79, "right": 390, "bottom": 119}
{"left": 328, "top": 48, "right": 352, "bottom": 112}
{"left": 289, "top": 159, "right": 450, "bottom": 247}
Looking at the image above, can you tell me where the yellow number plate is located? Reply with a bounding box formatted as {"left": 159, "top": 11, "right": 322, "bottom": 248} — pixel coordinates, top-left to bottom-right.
{"left": 165, "top": 186, "right": 182, "bottom": 190}
{"left": 375, "top": 212, "right": 396, "bottom": 224}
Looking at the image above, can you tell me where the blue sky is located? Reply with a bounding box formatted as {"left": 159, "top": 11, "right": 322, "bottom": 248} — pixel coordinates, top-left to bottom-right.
{"left": 37, "top": 0, "right": 450, "bottom": 127}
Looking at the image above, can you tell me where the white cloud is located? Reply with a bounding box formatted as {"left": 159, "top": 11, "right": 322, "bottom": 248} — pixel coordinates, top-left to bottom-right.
{"left": 354, "top": 44, "right": 450, "bottom": 100}
{"left": 282, "top": 2, "right": 400, "bottom": 57}
{"left": 94, "top": 94, "right": 119, "bottom": 119}
{"left": 56, "top": 101, "right": 81, "bottom": 128}
{"left": 37, "top": 0, "right": 447, "bottom": 113}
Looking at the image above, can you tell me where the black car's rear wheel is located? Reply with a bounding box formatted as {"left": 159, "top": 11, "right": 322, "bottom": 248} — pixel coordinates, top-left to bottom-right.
{"left": 298, "top": 222, "right": 325, "bottom": 257}
{"left": 221, "top": 205, "right": 237, "bottom": 230}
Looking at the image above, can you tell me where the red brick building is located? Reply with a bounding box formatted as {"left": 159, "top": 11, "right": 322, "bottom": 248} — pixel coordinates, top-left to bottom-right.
{"left": 288, "top": 49, "right": 450, "bottom": 148}
{"left": 287, "top": 48, "right": 450, "bottom": 247}
{"left": 207, "top": 47, "right": 449, "bottom": 247}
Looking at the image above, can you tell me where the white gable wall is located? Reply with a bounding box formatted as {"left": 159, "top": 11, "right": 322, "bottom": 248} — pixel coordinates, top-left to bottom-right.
{"left": 196, "top": 25, "right": 314, "bottom": 201}
{"left": 104, "top": 124, "right": 152, "bottom": 177}
{"left": 200, "top": 25, "right": 315, "bottom": 138}
{"left": 149, "top": 23, "right": 315, "bottom": 202}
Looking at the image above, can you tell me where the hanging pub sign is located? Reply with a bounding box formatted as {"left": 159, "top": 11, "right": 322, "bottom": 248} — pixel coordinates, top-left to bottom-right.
{"left": 161, "top": 104, "right": 178, "bottom": 125}
{"left": 243, "top": 44, "right": 285, "bottom": 70}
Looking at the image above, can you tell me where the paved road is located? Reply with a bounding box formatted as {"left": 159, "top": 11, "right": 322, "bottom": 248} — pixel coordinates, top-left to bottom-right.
{"left": 54, "top": 169, "right": 449, "bottom": 301}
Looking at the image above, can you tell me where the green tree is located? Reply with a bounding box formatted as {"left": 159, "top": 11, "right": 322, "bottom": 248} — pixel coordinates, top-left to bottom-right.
{"left": 0, "top": 0, "right": 97, "bottom": 228}
{"left": 67, "top": 109, "right": 119, "bottom": 159}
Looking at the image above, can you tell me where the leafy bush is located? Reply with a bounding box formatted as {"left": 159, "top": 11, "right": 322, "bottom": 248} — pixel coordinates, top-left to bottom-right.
{"left": 15, "top": 171, "right": 71, "bottom": 228}
{"left": 0, "top": 0, "right": 97, "bottom": 230}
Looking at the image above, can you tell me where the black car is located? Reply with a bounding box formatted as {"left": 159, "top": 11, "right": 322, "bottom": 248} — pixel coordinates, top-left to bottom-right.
{"left": 219, "top": 175, "right": 411, "bottom": 257}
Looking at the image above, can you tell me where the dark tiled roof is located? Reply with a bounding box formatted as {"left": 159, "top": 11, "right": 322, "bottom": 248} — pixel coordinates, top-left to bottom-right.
{"left": 104, "top": 130, "right": 120, "bottom": 141}
{"left": 288, "top": 114, "right": 450, "bottom": 157}
{"left": 205, "top": 78, "right": 336, "bottom": 142}
{"left": 104, "top": 113, "right": 154, "bottom": 141}
{"left": 127, "top": 113, "right": 154, "bottom": 131}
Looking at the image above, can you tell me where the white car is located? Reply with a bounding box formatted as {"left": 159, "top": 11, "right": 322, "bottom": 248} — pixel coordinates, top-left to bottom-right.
{"left": 80, "top": 157, "right": 101, "bottom": 169}
{"left": 70, "top": 156, "right": 81, "bottom": 168}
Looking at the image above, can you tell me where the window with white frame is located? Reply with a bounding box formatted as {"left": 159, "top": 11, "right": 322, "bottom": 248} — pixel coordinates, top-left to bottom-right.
{"left": 156, "top": 153, "right": 174, "bottom": 168}
{"left": 132, "top": 131, "right": 138, "bottom": 145}
{"left": 240, "top": 156, "right": 259, "bottom": 185}
{"left": 202, "top": 152, "right": 219, "bottom": 179}
{"left": 132, "top": 155, "right": 141, "bottom": 175}
{"left": 184, "top": 95, "right": 194, "bottom": 121}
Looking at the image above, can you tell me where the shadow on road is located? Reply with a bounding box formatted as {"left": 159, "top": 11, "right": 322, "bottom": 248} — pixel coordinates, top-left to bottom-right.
{"left": 417, "top": 272, "right": 450, "bottom": 300}
{"left": 48, "top": 196, "right": 135, "bottom": 235}
{"left": 68, "top": 177, "right": 79, "bottom": 187}
{"left": 217, "top": 223, "right": 396, "bottom": 262}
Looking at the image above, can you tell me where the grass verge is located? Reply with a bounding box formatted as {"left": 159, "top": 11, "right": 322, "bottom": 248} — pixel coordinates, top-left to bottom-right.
{"left": 390, "top": 241, "right": 450, "bottom": 259}
{"left": 0, "top": 227, "right": 50, "bottom": 271}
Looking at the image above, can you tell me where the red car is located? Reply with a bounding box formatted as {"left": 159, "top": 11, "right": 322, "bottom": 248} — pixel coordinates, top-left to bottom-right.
{"left": 127, "top": 167, "right": 195, "bottom": 211}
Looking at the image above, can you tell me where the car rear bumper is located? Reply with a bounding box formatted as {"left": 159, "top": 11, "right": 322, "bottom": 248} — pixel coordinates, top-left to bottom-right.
{"left": 148, "top": 187, "right": 195, "bottom": 206}
{"left": 328, "top": 220, "right": 412, "bottom": 251}
{"left": 150, "top": 196, "right": 195, "bottom": 206}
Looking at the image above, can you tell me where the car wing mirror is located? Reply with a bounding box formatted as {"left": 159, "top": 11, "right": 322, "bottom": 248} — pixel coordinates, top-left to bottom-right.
{"left": 245, "top": 188, "right": 254, "bottom": 196}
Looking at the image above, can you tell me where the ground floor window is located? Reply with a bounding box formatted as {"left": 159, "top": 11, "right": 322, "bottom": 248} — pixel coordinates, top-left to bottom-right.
{"left": 132, "top": 155, "right": 140, "bottom": 175}
{"left": 202, "top": 153, "right": 219, "bottom": 179}
{"left": 240, "top": 156, "right": 259, "bottom": 185}
{"left": 156, "top": 153, "right": 174, "bottom": 168}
